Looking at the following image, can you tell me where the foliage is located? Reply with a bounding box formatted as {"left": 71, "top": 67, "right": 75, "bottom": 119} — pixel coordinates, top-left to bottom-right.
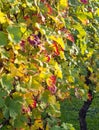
{"left": 0, "top": 0, "right": 99, "bottom": 129}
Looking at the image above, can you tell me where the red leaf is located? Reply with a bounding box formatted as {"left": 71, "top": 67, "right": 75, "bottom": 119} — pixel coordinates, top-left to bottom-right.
{"left": 50, "top": 75, "right": 56, "bottom": 84}
{"left": 48, "top": 85, "right": 57, "bottom": 94}
{"left": 24, "top": 15, "right": 30, "bottom": 20}
{"left": 53, "top": 42, "right": 60, "bottom": 55}
{"left": 46, "top": 3, "right": 53, "bottom": 14}
{"left": 46, "top": 55, "right": 50, "bottom": 62}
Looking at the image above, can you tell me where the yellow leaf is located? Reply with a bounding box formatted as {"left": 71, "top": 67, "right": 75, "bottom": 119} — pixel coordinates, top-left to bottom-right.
{"left": 49, "top": 35, "right": 65, "bottom": 49}
{"left": 47, "top": 14, "right": 64, "bottom": 28}
{"left": 87, "top": 49, "right": 94, "bottom": 58}
{"left": 9, "top": 63, "right": 18, "bottom": 77}
{"left": 65, "top": 92, "right": 70, "bottom": 98}
{"left": 57, "top": 90, "right": 66, "bottom": 100}
{"left": 39, "top": 67, "right": 50, "bottom": 80}
{"left": 22, "top": 3, "right": 27, "bottom": 8}
{"left": 95, "top": 8, "right": 99, "bottom": 16}
{"left": 22, "top": 75, "right": 30, "bottom": 82}
{"left": 14, "top": 45, "right": 20, "bottom": 50}
{"left": 55, "top": 63, "right": 63, "bottom": 79}
{"left": 60, "top": 51, "right": 66, "bottom": 59}
{"left": 6, "top": 18, "right": 13, "bottom": 25}
{"left": 73, "top": 23, "right": 86, "bottom": 38}
{"left": 67, "top": 76, "right": 74, "bottom": 83}
{"left": 88, "top": 66, "right": 93, "bottom": 73}
{"left": 84, "top": 84, "right": 89, "bottom": 90}
{"left": 0, "top": 112, "right": 3, "bottom": 119}
{"left": 0, "top": 11, "right": 6, "bottom": 24}
{"left": 20, "top": 25, "right": 26, "bottom": 33}
{"left": 9, "top": 63, "right": 25, "bottom": 77}
{"left": 48, "top": 95, "right": 56, "bottom": 104}
{"left": 46, "top": 123, "right": 50, "bottom": 130}
{"left": 47, "top": 15, "right": 59, "bottom": 23}
{"left": 31, "top": 119, "right": 43, "bottom": 130}
{"left": 59, "top": 0, "right": 68, "bottom": 10}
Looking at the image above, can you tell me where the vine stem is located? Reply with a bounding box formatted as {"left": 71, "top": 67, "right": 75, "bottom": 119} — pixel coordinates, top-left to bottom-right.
{"left": 79, "top": 93, "right": 93, "bottom": 130}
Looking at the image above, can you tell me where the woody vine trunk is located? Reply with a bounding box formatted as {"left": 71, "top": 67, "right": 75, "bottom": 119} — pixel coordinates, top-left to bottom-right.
{"left": 79, "top": 70, "right": 93, "bottom": 130}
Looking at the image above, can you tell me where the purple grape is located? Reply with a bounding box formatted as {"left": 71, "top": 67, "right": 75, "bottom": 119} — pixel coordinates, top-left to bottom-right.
{"left": 80, "top": 0, "right": 88, "bottom": 4}
{"left": 27, "top": 34, "right": 40, "bottom": 46}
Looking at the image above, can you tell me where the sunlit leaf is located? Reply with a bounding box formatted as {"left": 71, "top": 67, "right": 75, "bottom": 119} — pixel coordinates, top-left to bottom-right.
{"left": 58, "top": 0, "right": 68, "bottom": 10}
{"left": 49, "top": 35, "right": 65, "bottom": 49}
{"left": 73, "top": 23, "right": 86, "bottom": 38}
{"left": 9, "top": 63, "right": 25, "bottom": 77}
{"left": 0, "top": 11, "right": 6, "bottom": 24}
{"left": 55, "top": 63, "right": 63, "bottom": 79}
{"left": 95, "top": 8, "right": 99, "bottom": 16}
{"left": 31, "top": 119, "right": 43, "bottom": 130}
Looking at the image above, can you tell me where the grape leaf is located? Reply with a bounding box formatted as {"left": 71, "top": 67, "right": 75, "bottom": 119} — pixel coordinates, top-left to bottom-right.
{"left": 7, "top": 25, "right": 22, "bottom": 43}
{"left": 0, "top": 31, "right": 8, "bottom": 46}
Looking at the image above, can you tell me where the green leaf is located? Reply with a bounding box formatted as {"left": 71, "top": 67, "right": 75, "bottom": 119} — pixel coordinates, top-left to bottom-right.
{"left": 61, "top": 123, "right": 75, "bottom": 130}
{"left": 0, "top": 74, "right": 13, "bottom": 91}
{"left": 7, "top": 25, "right": 22, "bottom": 43}
{"left": 0, "top": 31, "right": 8, "bottom": 46}
{"left": 51, "top": 126, "right": 62, "bottom": 130}
{"left": 26, "top": 0, "right": 34, "bottom": 7}
{"left": 47, "top": 102, "right": 60, "bottom": 117}
{"left": 7, "top": 0, "right": 15, "bottom": 3}
{"left": 40, "top": 90, "right": 50, "bottom": 103}
{"left": 0, "top": 89, "right": 7, "bottom": 97}
{"left": 5, "top": 97, "right": 22, "bottom": 120}
{"left": 68, "top": 0, "right": 78, "bottom": 6}
{"left": 3, "top": 106, "right": 10, "bottom": 119}
{"left": 0, "top": 98, "right": 5, "bottom": 108}
{"left": 14, "top": 115, "right": 27, "bottom": 128}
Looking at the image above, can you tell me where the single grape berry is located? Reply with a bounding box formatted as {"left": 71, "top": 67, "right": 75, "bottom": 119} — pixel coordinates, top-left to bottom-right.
{"left": 27, "top": 34, "right": 40, "bottom": 47}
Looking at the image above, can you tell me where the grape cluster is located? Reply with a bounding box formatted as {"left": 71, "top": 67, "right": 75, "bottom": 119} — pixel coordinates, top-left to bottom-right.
{"left": 27, "top": 34, "right": 41, "bottom": 47}
{"left": 80, "top": 0, "right": 88, "bottom": 4}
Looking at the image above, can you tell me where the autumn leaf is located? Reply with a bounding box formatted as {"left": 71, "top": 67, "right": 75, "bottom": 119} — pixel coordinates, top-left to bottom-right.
{"left": 66, "top": 33, "right": 75, "bottom": 43}
{"left": 0, "top": 11, "right": 6, "bottom": 24}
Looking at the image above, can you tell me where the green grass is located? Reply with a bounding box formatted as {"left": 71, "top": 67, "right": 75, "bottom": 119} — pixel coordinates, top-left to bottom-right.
{"left": 60, "top": 95, "right": 99, "bottom": 130}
